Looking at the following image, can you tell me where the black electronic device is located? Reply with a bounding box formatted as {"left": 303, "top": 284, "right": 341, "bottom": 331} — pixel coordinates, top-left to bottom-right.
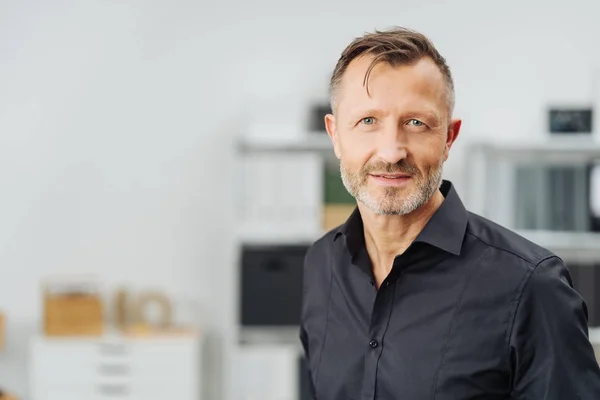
{"left": 239, "top": 244, "right": 308, "bottom": 327}
{"left": 548, "top": 108, "right": 593, "bottom": 134}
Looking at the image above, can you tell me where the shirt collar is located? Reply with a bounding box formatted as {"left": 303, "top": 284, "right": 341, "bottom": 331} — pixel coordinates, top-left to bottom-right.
{"left": 333, "top": 180, "right": 468, "bottom": 256}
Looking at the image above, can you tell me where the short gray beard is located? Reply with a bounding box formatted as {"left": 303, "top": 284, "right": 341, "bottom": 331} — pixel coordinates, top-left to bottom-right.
{"left": 340, "top": 159, "right": 444, "bottom": 216}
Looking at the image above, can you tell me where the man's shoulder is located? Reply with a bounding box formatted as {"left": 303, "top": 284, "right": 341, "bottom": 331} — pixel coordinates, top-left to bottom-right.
{"left": 305, "top": 226, "right": 340, "bottom": 259}
{"left": 300, "top": 227, "right": 341, "bottom": 287}
{"left": 466, "top": 211, "right": 558, "bottom": 268}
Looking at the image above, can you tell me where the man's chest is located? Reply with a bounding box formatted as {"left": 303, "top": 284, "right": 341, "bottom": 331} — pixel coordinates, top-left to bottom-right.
{"left": 303, "top": 255, "right": 520, "bottom": 400}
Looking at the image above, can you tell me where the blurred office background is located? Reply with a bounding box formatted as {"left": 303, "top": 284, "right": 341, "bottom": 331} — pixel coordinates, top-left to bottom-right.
{"left": 2, "top": 0, "right": 600, "bottom": 399}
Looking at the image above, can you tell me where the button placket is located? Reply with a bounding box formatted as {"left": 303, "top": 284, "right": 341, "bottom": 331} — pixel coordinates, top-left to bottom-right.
{"left": 361, "top": 274, "right": 398, "bottom": 400}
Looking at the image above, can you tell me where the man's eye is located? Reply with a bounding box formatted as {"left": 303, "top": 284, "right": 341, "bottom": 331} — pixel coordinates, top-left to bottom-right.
{"left": 408, "top": 119, "right": 424, "bottom": 126}
{"left": 361, "top": 117, "right": 375, "bottom": 125}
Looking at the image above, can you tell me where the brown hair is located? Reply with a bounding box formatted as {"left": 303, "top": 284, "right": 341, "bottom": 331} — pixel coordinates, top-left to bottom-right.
{"left": 329, "top": 27, "right": 455, "bottom": 114}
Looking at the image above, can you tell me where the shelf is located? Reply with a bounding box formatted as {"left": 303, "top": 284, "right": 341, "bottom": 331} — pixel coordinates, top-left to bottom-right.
{"left": 240, "top": 135, "right": 600, "bottom": 157}
{"left": 235, "top": 229, "right": 323, "bottom": 246}
{"left": 469, "top": 138, "right": 600, "bottom": 165}
{"left": 236, "top": 133, "right": 333, "bottom": 153}
{"left": 516, "top": 230, "right": 600, "bottom": 264}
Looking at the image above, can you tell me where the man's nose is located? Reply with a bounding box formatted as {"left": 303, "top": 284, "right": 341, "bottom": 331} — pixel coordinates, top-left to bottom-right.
{"left": 376, "top": 126, "right": 408, "bottom": 165}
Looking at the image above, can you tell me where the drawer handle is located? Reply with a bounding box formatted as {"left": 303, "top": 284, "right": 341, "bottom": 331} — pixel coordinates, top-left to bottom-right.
{"left": 98, "top": 364, "right": 130, "bottom": 376}
{"left": 98, "top": 343, "right": 128, "bottom": 355}
{"left": 96, "top": 384, "right": 129, "bottom": 396}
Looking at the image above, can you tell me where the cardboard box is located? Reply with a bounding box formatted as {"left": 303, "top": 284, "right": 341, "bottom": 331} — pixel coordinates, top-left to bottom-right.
{"left": 43, "top": 279, "right": 104, "bottom": 337}
{"left": 44, "top": 293, "right": 103, "bottom": 336}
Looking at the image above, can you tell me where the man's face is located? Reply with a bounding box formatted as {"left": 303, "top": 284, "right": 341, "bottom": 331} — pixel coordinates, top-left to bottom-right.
{"left": 325, "top": 55, "right": 461, "bottom": 215}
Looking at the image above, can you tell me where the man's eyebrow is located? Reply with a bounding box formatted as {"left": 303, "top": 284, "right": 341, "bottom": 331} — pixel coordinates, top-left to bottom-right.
{"left": 348, "top": 108, "right": 385, "bottom": 119}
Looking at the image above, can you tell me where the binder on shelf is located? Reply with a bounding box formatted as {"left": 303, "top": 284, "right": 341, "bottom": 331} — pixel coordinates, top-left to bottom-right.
{"left": 238, "top": 152, "right": 323, "bottom": 242}
{"left": 514, "top": 165, "right": 590, "bottom": 231}
{"left": 322, "top": 166, "right": 356, "bottom": 232}
{"left": 323, "top": 167, "right": 354, "bottom": 204}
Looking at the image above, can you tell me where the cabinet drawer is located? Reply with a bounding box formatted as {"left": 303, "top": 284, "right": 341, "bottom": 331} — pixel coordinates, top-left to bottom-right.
{"left": 30, "top": 336, "right": 202, "bottom": 400}
{"left": 128, "top": 340, "right": 198, "bottom": 381}
{"left": 31, "top": 341, "right": 97, "bottom": 384}
{"left": 31, "top": 384, "right": 96, "bottom": 400}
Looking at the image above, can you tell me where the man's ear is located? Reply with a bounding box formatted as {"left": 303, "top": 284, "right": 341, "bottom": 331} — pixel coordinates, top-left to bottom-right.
{"left": 444, "top": 118, "right": 461, "bottom": 161}
{"left": 325, "top": 113, "right": 341, "bottom": 160}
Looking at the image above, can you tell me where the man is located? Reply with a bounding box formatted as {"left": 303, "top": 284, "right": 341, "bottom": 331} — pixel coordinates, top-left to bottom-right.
{"left": 299, "top": 27, "right": 600, "bottom": 399}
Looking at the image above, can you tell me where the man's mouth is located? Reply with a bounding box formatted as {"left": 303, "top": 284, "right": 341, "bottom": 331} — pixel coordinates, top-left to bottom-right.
{"left": 370, "top": 174, "right": 411, "bottom": 179}
{"left": 369, "top": 173, "right": 412, "bottom": 184}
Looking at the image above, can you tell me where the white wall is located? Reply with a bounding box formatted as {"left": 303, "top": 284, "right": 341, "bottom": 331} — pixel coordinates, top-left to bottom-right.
{"left": 1, "top": 0, "right": 600, "bottom": 398}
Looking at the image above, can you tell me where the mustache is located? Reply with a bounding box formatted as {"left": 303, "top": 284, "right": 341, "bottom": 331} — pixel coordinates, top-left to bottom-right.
{"left": 362, "top": 160, "right": 421, "bottom": 176}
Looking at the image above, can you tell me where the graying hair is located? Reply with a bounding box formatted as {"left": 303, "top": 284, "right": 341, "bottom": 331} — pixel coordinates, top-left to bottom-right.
{"left": 329, "top": 27, "right": 455, "bottom": 115}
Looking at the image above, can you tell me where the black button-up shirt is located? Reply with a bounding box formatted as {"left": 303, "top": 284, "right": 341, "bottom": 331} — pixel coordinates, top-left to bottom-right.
{"left": 300, "top": 180, "right": 600, "bottom": 400}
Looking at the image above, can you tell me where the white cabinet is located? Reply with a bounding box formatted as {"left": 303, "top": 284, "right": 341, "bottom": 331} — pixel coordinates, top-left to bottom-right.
{"left": 29, "top": 334, "right": 203, "bottom": 400}
{"left": 232, "top": 344, "right": 301, "bottom": 400}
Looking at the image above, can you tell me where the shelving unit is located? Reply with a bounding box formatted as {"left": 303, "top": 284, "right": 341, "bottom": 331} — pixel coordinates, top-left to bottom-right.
{"left": 466, "top": 138, "right": 600, "bottom": 218}
{"left": 465, "top": 138, "right": 600, "bottom": 263}
{"left": 238, "top": 135, "right": 600, "bottom": 264}
{"left": 233, "top": 133, "right": 336, "bottom": 400}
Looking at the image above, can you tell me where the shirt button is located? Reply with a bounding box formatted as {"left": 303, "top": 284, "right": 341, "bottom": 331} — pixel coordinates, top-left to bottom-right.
{"left": 369, "top": 340, "right": 378, "bottom": 348}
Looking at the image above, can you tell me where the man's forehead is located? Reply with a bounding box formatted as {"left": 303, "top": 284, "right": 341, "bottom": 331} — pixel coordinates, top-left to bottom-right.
{"left": 341, "top": 54, "right": 381, "bottom": 87}
{"left": 343, "top": 55, "right": 444, "bottom": 88}
{"left": 337, "top": 55, "right": 448, "bottom": 112}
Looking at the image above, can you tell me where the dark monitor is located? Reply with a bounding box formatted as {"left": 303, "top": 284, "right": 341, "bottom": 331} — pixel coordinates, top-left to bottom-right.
{"left": 240, "top": 244, "right": 308, "bottom": 326}
{"left": 549, "top": 108, "right": 593, "bottom": 134}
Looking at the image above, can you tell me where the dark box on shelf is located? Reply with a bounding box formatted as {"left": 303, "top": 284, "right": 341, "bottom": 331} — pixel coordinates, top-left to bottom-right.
{"left": 240, "top": 244, "right": 308, "bottom": 327}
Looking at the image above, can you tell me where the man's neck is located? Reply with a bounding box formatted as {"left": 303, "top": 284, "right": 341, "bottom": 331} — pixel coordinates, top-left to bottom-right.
{"left": 359, "top": 190, "right": 445, "bottom": 284}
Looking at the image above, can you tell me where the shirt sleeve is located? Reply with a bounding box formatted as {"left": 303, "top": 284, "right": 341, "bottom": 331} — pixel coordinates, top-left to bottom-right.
{"left": 300, "top": 324, "right": 317, "bottom": 399}
{"left": 509, "top": 255, "right": 600, "bottom": 399}
{"left": 300, "top": 247, "right": 318, "bottom": 400}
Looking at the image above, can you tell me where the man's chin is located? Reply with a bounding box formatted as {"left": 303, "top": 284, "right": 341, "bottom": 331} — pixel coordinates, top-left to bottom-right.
{"left": 368, "top": 182, "right": 412, "bottom": 197}
{"left": 358, "top": 194, "right": 413, "bottom": 216}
